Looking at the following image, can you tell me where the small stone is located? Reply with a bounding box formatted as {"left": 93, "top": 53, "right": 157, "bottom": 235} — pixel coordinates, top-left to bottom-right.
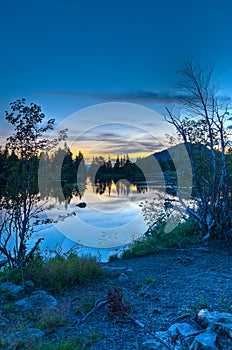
{"left": 152, "top": 308, "right": 162, "bottom": 314}
{"left": 126, "top": 268, "right": 133, "bottom": 273}
{"left": 117, "top": 273, "right": 129, "bottom": 283}
{"left": 154, "top": 331, "right": 170, "bottom": 345}
{"left": 102, "top": 266, "right": 127, "bottom": 277}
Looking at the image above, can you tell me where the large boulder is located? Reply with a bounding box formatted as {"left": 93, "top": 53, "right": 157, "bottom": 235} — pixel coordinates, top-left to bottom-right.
{"left": 15, "top": 290, "right": 57, "bottom": 312}
{"left": 196, "top": 309, "right": 232, "bottom": 339}
{"left": 0, "top": 282, "right": 23, "bottom": 299}
{"left": 189, "top": 331, "right": 218, "bottom": 350}
{"left": 145, "top": 309, "right": 232, "bottom": 350}
{"left": 168, "top": 322, "right": 202, "bottom": 338}
{"left": 5, "top": 328, "right": 44, "bottom": 349}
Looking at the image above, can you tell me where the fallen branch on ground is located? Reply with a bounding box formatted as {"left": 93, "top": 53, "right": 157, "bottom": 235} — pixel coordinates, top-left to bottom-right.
{"left": 81, "top": 299, "right": 108, "bottom": 322}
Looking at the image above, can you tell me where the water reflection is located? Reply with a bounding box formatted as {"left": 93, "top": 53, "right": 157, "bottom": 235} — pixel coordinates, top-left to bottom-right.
{"left": 38, "top": 154, "right": 178, "bottom": 251}
{"left": 92, "top": 177, "right": 148, "bottom": 197}
{"left": 91, "top": 161, "right": 149, "bottom": 197}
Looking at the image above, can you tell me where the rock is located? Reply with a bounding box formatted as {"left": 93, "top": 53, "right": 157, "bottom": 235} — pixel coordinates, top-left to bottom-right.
{"left": 143, "top": 309, "right": 232, "bottom": 350}
{"left": 126, "top": 268, "right": 133, "bottom": 274}
{"left": 152, "top": 308, "right": 162, "bottom": 314}
{"left": 168, "top": 322, "right": 202, "bottom": 347}
{"left": 168, "top": 322, "right": 202, "bottom": 338}
{"left": 141, "top": 339, "right": 167, "bottom": 349}
{"left": 5, "top": 328, "right": 44, "bottom": 349}
{"left": 189, "top": 331, "right": 218, "bottom": 350}
{"left": 196, "top": 309, "right": 232, "bottom": 339}
{"left": 102, "top": 266, "right": 128, "bottom": 277}
{"left": 15, "top": 290, "right": 57, "bottom": 312}
{"left": 24, "top": 280, "right": 35, "bottom": 289}
{"left": 76, "top": 202, "right": 86, "bottom": 208}
{"left": 117, "top": 273, "right": 129, "bottom": 283}
{"left": 213, "top": 322, "right": 232, "bottom": 340}
{"left": 0, "top": 282, "right": 23, "bottom": 299}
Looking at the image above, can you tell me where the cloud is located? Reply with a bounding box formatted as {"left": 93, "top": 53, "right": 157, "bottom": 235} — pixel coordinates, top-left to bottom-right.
{"left": 36, "top": 89, "right": 193, "bottom": 104}
{"left": 37, "top": 89, "right": 231, "bottom": 106}
{"left": 68, "top": 129, "right": 164, "bottom": 157}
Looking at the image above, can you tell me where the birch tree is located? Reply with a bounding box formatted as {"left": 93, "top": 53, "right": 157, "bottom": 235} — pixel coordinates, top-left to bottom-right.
{"left": 166, "top": 61, "right": 231, "bottom": 240}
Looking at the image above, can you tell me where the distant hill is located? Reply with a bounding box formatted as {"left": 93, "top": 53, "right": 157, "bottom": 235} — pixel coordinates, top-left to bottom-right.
{"left": 135, "top": 142, "right": 213, "bottom": 196}
{"left": 152, "top": 142, "right": 212, "bottom": 171}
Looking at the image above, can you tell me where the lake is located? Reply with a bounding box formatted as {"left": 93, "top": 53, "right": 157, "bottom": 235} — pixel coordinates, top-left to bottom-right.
{"left": 35, "top": 176, "right": 168, "bottom": 262}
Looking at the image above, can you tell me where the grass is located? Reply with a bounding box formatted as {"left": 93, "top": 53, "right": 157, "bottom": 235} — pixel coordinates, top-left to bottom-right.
{"left": 3, "top": 302, "right": 15, "bottom": 313}
{"left": 0, "top": 253, "right": 104, "bottom": 294}
{"left": 1, "top": 337, "right": 97, "bottom": 350}
{"left": 36, "top": 310, "right": 67, "bottom": 334}
{"left": 34, "top": 332, "right": 99, "bottom": 350}
{"left": 33, "top": 335, "right": 98, "bottom": 350}
{"left": 121, "top": 218, "right": 200, "bottom": 259}
{"left": 75, "top": 295, "right": 96, "bottom": 315}
{"left": 122, "top": 236, "right": 159, "bottom": 259}
{"left": 145, "top": 277, "right": 154, "bottom": 285}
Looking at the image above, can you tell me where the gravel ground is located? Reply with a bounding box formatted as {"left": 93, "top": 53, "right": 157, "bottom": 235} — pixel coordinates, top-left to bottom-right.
{"left": 1, "top": 240, "right": 232, "bottom": 349}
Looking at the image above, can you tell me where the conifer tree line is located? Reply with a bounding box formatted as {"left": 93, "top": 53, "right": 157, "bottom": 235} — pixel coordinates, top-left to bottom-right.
{"left": 0, "top": 143, "right": 87, "bottom": 202}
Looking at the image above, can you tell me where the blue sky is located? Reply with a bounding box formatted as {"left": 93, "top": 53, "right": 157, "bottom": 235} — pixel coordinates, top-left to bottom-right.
{"left": 1, "top": 0, "right": 232, "bottom": 157}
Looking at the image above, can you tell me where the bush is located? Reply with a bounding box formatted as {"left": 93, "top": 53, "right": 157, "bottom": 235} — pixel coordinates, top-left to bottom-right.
{"left": 1, "top": 254, "right": 104, "bottom": 294}
{"left": 154, "top": 219, "right": 200, "bottom": 248}
{"left": 30, "top": 254, "right": 104, "bottom": 294}
{"left": 122, "top": 219, "right": 200, "bottom": 259}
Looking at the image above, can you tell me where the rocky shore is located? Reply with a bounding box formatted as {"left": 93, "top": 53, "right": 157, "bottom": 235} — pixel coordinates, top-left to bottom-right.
{"left": 0, "top": 241, "right": 232, "bottom": 349}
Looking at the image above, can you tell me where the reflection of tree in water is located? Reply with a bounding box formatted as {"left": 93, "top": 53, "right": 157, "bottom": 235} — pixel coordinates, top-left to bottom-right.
{"left": 94, "top": 179, "right": 113, "bottom": 196}
{"left": 90, "top": 155, "right": 148, "bottom": 196}
{"left": 39, "top": 145, "right": 87, "bottom": 207}
{"left": 115, "top": 179, "right": 131, "bottom": 196}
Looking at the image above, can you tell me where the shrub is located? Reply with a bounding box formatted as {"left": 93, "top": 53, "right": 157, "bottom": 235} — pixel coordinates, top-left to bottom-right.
{"left": 29, "top": 254, "right": 104, "bottom": 294}
{"left": 1, "top": 254, "right": 104, "bottom": 294}
{"left": 122, "top": 218, "right": 200, "bottom": 259}
{"left": 107, "top": 287, "right": 131, "bottom": 319}
{"left": 154, "top": 219, "right": 200, "bottom": 248}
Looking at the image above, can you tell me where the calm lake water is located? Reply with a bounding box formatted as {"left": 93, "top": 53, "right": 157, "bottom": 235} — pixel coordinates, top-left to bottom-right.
{"left": 35, "top": 177, "right": 167, "bottom": 262}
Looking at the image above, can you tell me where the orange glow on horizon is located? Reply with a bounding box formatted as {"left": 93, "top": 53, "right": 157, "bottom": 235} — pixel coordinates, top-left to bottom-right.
{"left": 69, "top": 145, "right": 156, "bottom": 164}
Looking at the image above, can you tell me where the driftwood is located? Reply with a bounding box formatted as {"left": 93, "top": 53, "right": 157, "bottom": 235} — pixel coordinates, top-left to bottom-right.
{"left": 81, "top": 299, "right": 108, "bottom": 322}
{"left": 80, "top": 299, "right": 145, "bottom": 329}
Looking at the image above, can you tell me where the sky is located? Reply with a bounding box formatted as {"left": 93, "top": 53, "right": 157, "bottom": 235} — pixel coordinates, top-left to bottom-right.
{"left": 1, "top": 0, "right": 232, "bottom": 159}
